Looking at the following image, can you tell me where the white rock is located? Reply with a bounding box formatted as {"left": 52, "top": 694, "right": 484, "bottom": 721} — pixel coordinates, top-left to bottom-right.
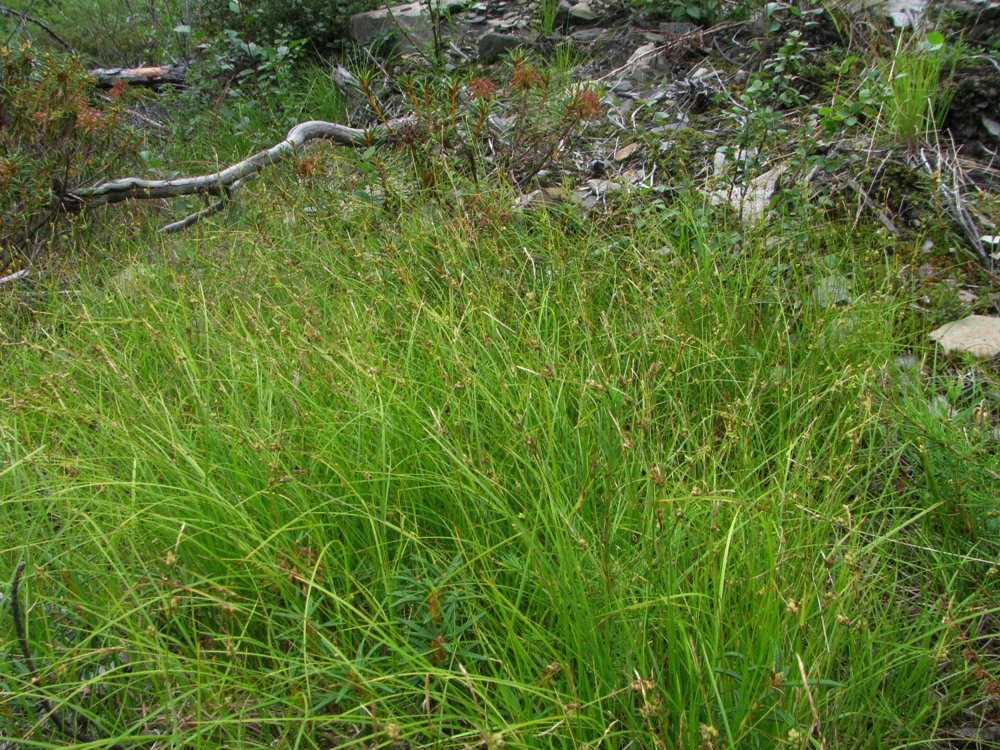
{"left": 929, "top": 315, "right": 1000, "bottom": 357}
{"left": 709, "top": 166, "right": 786, "bottom": 225}
{"left": 569, "top": 2, "right": 599, "bottom": 20}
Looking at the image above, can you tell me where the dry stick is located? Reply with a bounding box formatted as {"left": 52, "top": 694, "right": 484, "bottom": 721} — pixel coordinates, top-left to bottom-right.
{"left": 0, "top": 268, "right": 30, "bottom": 285}
{"left": 2, "top": 117, "right": 413, "bottom": 285}
{"left": 64, "top": 118, "right": 414, "bottom": 215}
{"left": 845, "top": 179, "right": 900, "bottom": 235}
{"left": 0, "top": 2, "right": 74, "bottom": 51}
{"left": 10, "top": 563, "right": 129, "bottom": 749}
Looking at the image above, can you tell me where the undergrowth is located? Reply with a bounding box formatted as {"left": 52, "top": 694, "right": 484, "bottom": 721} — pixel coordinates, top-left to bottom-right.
{"left": 2, "top": 166, "right": 998, "bottom": 747}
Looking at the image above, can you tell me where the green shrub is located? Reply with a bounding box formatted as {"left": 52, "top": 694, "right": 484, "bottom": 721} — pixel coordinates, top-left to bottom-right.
{"left": 0, "top": 43, "right": 139, "bottom": 275}
{"left": 2, "top": 0, "right": 186, "bottom": 66}
{"left": 631, "top": 0, "right": 723, "bottom": 26}
{"left": 197, "top": 0, "right": 377, "bottom": 59}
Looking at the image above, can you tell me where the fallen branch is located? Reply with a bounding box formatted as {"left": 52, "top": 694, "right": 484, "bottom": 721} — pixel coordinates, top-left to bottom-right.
{"left": 846, "top": 178, "right": 901, "bottom": 236}
{"left": 0, "top": 268, "right": 30, "bottom": 286}
{"left": 63, "top": 117, "right": 414, "bottom": 220}
{"left": 2, "top": 117, "right": 415, "bottom": 285}
{"left": 89, "top": 63, "right": 188, "bottom": 90}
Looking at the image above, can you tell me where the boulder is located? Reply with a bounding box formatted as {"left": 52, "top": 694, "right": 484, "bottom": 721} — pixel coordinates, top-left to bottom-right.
{"left": 478, "top": 32, "right": 527, "bottom": 61}
{"left": 350, "top": 0, "right": 473, "bottom": 55}
{"left": 929, "top": 315, "right": 1000, "bottom": 357}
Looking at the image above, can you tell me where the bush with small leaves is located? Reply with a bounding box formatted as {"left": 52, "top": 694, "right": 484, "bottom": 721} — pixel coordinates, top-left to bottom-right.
{"left": 0, "top": 43, "right": 139, "bottom": 276}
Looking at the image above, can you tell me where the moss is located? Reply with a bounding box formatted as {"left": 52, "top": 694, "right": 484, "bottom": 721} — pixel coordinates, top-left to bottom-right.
{"left": 647, "top": 126, "right": 716, "bottom": 180}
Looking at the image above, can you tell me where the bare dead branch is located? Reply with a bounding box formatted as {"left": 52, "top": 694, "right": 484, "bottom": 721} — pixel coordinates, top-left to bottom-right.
{"left": 2, "top": 117, "right": 414, "bottom": 284}
{"left": 0, "top": 2, "right": 74, "bottom": 52}
{"left": 846, "top": 178, "right": 901, "bottom": 236}
{"left": 0, "top": 268, "right": 30, "bottom": 285}
{"left": 63, "top": 117, "right": 414, "bottom": 215}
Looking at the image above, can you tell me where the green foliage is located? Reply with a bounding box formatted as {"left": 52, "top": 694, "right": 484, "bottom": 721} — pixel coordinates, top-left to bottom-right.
{"left": 2, "top": 0, "right": 186, "bottom": 65}
{"left": 883, "top": 29, "right": 959, "bottom": 148}
{"left": 813, "top": 30, "right": 959, "bottom": 148}
{"left": 815, "top": 57, "right": 889, "bottom": 137}
{"left": 197, "top": 0, "right": 376, "bottom": 58}
{"left": 632, "top": 0, "right": 723, "bottom": 26}
{"left": 0, "top": 43, "right": 138, "bottom": 275}
{"left": 2, "top": 183, "right": 996, "bottom": 746}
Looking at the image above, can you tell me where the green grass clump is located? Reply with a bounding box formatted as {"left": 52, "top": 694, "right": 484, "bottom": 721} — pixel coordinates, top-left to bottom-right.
{"left": 883, "top": 30, "right": 959, "bottom": 148}
{"left": 1, "top": 176, "right": 998, "bottom": 748}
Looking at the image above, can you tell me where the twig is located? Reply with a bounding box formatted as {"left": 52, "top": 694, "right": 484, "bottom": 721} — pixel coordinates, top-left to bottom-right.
{"left": 0, "top": 2, "right": 74, "bottom": 52}
{"left": 845, "top": 178, "right": 900, "bottom": 235}
{"left": 0, "top": 268, "right": 30, "bottom": 286}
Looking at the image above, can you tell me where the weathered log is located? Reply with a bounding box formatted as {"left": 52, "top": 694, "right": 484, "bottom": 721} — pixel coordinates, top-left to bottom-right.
{"left": 88, "top": 63, "right": 189, "bottom": 90}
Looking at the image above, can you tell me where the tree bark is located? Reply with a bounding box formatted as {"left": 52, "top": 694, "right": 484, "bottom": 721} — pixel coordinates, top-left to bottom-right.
{"left": 89, "top": 63, "right": 189, "bottom": 90}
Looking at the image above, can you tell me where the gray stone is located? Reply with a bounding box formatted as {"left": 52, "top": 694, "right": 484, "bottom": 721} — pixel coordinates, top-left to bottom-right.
{"left": 659, "top": 21, "right": 699, "bottom": 34}
{"left": 942, "top": 0, "right": 1000, "bottom": 42}
{"left": 570, "top": 27, "right": 607, "bottom": 41}
{"left": 930, "top": 315, "right": 1000, "bottom": 357}
{"left": 349, "top": 0, "right": 473, "bottom": 54}
{"left": 568, "top": 2, "right": 599, "bottom": 21}
{"left": 812, "top": 275, "right": 853, "bottom": 308}
{"left": 478, "top": 32, "right": 527, "bottom": 60}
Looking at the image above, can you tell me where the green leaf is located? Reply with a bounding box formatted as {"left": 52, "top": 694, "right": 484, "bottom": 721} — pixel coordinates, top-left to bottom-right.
{"left": 926, "top": 30, "right": 945, "bottom": 47}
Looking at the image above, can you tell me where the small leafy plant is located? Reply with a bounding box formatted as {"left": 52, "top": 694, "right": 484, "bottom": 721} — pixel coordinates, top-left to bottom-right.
{"left": 0, "top": 43, "right": 138, "bottom": 276}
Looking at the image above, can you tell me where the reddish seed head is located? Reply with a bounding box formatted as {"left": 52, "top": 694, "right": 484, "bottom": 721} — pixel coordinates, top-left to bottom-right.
{"left": 511, "top": 63, "right": 542, "bottom": 92}
{"left": 469, "top": 77, "right": 496, "bottom": 101}
{"left": 570, "top": 88, "right": 601, "bottom": 120}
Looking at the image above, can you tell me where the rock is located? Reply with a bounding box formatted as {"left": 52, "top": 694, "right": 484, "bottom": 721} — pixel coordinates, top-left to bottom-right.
{"left": 940, "top": 0, "right": 1000, "bottom": 42}
{"left": 709, "top": 166, "right": 786, "bottom": 225}
{"left": 614, "top": 142, "right": 638, "bottom": 161}
{"left": 625, "top": 42, "right": 665, "bottom": 81}
{"left": 588, "top": 160, "right": 606, "bottom": 177}
{"left": 349, "top": 0, "right": 472, "bottom": 54}
{"left": 518, "top": 186, "right": 569, "bottom": 207}
{"left": 929, "top": 315, "right": 1000, "bottom": 357}
{"left": 478, "top": 32, "right": 526, "bottom": 60}
{"left": 659, "top": 21, "right": 699, "bottom": 35}
{"left": 812, "top": 275, "right": 853, "bottom": 307}
{"left": 568, "top": 2, "right": 599, "bottom": 22}
{"left": 585, "top": 179, "right": 623, "bottom": 196}
{"left": 630, "top": 87, "right": 667, "bottom": 104}
{"left": 570, "top": 28, "right": 607, "bottom": 41}
{"left": 854, "top": 0, "right": 928, "bottom": 27}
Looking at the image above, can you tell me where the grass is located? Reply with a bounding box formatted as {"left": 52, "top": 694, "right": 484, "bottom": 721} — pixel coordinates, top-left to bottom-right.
{"left": 2, "top": 150, "right": 998, "bottom": 748}
{"left": 882, "top": 30, "right": 959, "bottom": 149}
